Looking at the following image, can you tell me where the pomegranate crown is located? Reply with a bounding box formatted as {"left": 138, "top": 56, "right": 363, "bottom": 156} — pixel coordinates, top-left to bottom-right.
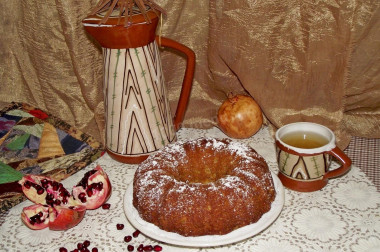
{"left": 89, "top": 0, "right": 166, "bottom": 26}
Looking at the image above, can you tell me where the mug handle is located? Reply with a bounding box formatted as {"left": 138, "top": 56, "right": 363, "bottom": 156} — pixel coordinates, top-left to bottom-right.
{"left": 324, "top": 147, "right": 352, "bottom": 179}
{"left": 155, "top": 36, "right": 196, "bottom": 131}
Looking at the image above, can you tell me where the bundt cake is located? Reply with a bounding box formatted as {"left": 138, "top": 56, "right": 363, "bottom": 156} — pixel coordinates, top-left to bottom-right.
{"left": 132, "top": 138, "right": 276, "bottom": 237}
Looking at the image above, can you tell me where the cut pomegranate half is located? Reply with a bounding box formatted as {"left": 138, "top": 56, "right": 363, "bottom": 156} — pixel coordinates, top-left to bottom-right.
{"left": 21, "top": 204, "right": 86, "bottom": 230}
{"left": 21, "top": 204, "right": 49, "bottom": 230}
{"left": 72, "top": 166, "right": 112, "bottom": 210}
{"left": 18, "top": 165, "right": 111, "bottom": 231}
{"left": 19, "top": 175, "right": 73, "bottom": 207}
{"left": 48, "top": 205, "right": 86, "bottom": 230}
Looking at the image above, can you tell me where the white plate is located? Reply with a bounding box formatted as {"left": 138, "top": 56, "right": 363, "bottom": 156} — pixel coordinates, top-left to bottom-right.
{"left": 123, "top": 171, "right": 284, "bottom": 247}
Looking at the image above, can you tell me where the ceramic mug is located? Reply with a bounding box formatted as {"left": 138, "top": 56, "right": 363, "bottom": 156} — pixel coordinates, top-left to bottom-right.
{"left": 275, "top": 122, "right": 351, "bottom": 192}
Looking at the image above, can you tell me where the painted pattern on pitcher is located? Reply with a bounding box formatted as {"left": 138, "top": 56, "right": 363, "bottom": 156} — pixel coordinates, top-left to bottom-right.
{"left": 102, "top": 41, "right": 176, "bottom": 156}
{"left": 276, "top": 147, "right": 332, "bottom": 180}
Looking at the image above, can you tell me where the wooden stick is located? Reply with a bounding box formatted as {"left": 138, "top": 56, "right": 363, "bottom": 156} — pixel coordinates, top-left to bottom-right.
{"left": 88, "top": 0, "right": 165, "bottom": 26}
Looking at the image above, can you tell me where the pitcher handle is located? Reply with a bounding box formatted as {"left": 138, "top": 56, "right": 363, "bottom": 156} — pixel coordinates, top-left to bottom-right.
{"left": 156, "top": 36, "right": 196, "bottom": 131}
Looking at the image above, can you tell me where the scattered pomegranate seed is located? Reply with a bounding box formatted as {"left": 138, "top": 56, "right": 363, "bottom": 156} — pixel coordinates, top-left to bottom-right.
{"left": 144, "top": 245, "right": 153, "bottom": 251}
{"left": 59, "top": 235, "right": 162, "bottom": 252}
{"left": 133, "top": 230, "right": 141, "bottom": 238}
{"left": 124, "top": 235, "right": 132, "bottom": 242}
{"left": 153, "top": 245, "right": 162, "bottom": 251}
{"left": 83, "top": 240, "right": 90, "bottom": 248}
{"left": 101, "top": 203, "right": 111, "bottom": 209}
{"left": 77, "top": 243, "right": 84, "bottom": 249}
{"left": 116, "top": 223, "right": 124, "bottom": 230}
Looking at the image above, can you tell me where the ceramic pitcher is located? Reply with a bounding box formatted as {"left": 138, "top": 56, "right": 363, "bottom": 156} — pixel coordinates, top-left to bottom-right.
{"left": 83, "top": 7, "right": 195, "bottom": 164}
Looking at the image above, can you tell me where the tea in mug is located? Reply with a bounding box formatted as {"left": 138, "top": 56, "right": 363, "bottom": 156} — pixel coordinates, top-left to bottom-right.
{"left": 280, "top": 131, "right": 329, "bottom": 149}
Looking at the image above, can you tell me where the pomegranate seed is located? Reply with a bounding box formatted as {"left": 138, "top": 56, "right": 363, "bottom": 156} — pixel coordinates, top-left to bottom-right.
{"left": 127, "top": 245, "right": 134, "bottom": 251}
{"left": 86, "top": 188, "right": 93, "bottom": 197}
{"left": 41, "top": 179, "right": 49, "bottom": 188}
{"left": 83, "top": 240, "right": 90, "bottom": 247}
{"left": 24, "top": 181, "right": 32, "bottom": 189}
{"left": 72, "top": 249, "right": 79, "bottom": 252}
{"left": 52, "top": 181, "right": 59, "bottom": 191}
{"left": 137, "top": 244, "right": 144, "bottom": 251}
{"left": 116, "top": 223, "right": 124, "bottom": 230}
{"left": 59, "top": 247, "right": 68, "bottom": 252}
{"left": 133, "top": 230, "right": 141, "bottom": 238}
{"left": 124, "top": 235, "right": 132, "bottom": 242}
{"left": 78, "top": 192, "right": 87, "bottom": 203}
{"left": 30, "top": 212, "right": 43, "bottom": 224}
{"left": 77, "top": 243, "right": 84, "bottom": 249}
{"left": 37, "top": 188, "right": 45, "bottom": 195}
{"left": 55, "top": 199, "right": 61, "bottom": 205}
{"left": 143, "top": 245, "right": 153, "bottom": 251}
{"left": 153, "top": 245, "right": 162, "bottom": 251}
{"left": 92, "top": 248, "right": 98, "bottom": 252}
{"left": 102, "top": 203, "right": 111, "bottom": 209}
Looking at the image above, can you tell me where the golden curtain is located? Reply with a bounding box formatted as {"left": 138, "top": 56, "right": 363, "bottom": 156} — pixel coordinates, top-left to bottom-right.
{"left": 1, "top": 0, "right": 379, "bottom": 148}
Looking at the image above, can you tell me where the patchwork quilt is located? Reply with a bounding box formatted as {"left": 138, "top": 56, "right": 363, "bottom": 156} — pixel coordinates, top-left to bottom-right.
{"left": 0, "top": 102, "right": 103, "bottom": 212}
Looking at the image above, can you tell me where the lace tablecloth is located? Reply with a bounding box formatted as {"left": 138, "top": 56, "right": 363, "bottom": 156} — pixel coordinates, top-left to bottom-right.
{"left": 0, "top": 127, "right": 379, "bottom": 252}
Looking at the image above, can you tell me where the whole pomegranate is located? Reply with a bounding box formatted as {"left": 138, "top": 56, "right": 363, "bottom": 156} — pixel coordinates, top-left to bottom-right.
{"left": 19, "top": 165, "right": 111, "bottom": 230}
{"left": 217, "top": 94, "right": 263, "bottom": 139}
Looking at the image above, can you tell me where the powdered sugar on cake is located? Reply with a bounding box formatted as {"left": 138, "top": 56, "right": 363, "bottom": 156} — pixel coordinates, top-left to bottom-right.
{"left": 132, "top": 138, "right": 276, "bottom": 236}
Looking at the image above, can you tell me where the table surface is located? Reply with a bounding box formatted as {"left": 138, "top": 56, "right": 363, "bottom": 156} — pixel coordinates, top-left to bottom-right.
{"left": 344, "top": 136, "right": 380, "bottom": 192}
{"left": 0, "top": 127, "right": 379, "bottom": 252}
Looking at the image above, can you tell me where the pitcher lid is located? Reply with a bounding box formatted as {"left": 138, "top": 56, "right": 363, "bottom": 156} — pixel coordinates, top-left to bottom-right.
{"left": 84, "top": 0, "right": 166, "bottom": 27}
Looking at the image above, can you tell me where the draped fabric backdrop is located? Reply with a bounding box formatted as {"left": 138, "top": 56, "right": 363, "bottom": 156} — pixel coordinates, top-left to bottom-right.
{"left": 1, "top": 0, "right": 379, "bottom": 148}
